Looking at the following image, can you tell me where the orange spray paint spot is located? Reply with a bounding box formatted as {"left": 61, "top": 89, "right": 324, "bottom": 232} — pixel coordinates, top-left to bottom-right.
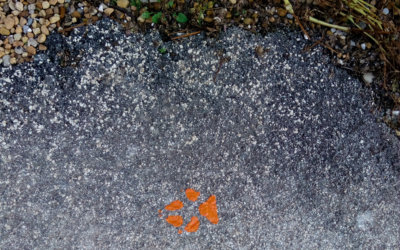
{"left": 165, "top": 200, "right": 184, "bottom": 211}
{"left": 158, "top": 210, "right": 162, "bottom": 213}
{"left": 185, "top": 188, "right": 200, "bottom": 202}
{"left": 178, "top": 230, "right": 182, "bottom": 234}
{"left": 184, "top": 216, "right": 200, "bottom": 233}
{"left": 199, "top": 195, "right": 219, "bottom": 224}
{"left": 165, "top": 215, "right": 184, "bottom": 227}
{"left": 159, "top": 214, "right": 162, "bottom": 217}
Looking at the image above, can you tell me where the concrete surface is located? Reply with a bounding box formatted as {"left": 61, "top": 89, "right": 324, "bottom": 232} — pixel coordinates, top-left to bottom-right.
{"left": 0, "top": 19, "right": 399, "bottom": 249}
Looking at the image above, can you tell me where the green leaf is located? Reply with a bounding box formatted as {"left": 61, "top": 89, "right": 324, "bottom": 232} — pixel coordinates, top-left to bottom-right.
{"left": 173, "top": 12, "right": 177, "bottom": 18}
{"left": 142, "top": 11, "right": 150, "bottom": 18}
{"left": 167, "top": 1, "right": 174, "bottom": 8}
{"left": 159, "top": 47, "right": 167, "bottom": 53}
{"left": 152, "top": 12, "right": 162, "bottom": 23}
{"left": 176, "top": 13, "right": 187, "bottom": 23}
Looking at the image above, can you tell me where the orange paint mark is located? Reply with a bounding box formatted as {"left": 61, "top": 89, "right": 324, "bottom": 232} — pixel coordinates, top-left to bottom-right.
{"left": 165, "top": 200, "right": 184, "bottom": 211}
{"left": 178, "top": 230, "right": 182, "bottom": 234}
{"left": 185, "top": 188, "right": 200, "bottom": 202}
{"left": 199, "top": 195, "right": 219, "bottom": 224}
{"left": 165, "top": 215, "right": 184, "bottom": 227}
{"left": 184, "top": 216, "right": 200, "bottom": 233}
{"left": 159, "top": 214, "right": 162, "bottom": 217}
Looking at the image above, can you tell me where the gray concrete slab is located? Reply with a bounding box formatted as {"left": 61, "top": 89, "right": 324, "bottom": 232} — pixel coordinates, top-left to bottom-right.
{"left": 0, "top": 20, "right": 399, "bottom": 249}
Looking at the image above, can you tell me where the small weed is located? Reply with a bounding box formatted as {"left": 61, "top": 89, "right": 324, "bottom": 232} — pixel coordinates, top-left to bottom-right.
{"left": 142, "top": 11, "right": 151, "bottom": 18}
{"left": 152, "top": 12, "right": 162, "bottom": 24}
{"left": 129, "top": 0, "right": 141, "bottom": 8}
{"left": 167, "top": 1, "right": 174, "bottom": 8}
{"left": 159, "top": 47, "right": 167, "bottom": 53}
{"left": 176, "top": 13, "right": 187, "bottom": 23}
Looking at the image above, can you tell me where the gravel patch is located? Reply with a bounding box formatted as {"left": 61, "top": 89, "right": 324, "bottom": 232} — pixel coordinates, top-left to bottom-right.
{"left": 0, "top": 19, "right": 399, "bottom": 249}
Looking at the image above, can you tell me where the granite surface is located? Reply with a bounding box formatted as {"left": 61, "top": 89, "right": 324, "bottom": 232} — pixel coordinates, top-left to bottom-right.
{"left": 0, "top": 19, "right": 399, "bottom": 249}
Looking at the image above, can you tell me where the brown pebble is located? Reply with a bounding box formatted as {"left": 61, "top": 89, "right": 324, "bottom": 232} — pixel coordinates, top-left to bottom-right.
{"left": 277, "top": 8, "right": 287, "bottom": 17}
{"left": 17, "top": 57, "right": 24, "bottom": 64}
{"left": 27, "top": 32, "right": 34, "bottom": 38}
{"left": 115, "top": 10, "right": 124, "bottom": 19}
{"left": 53, "top": 6, "right": 59, "bottom": 14}
{"left": 204, "top": 16, "right": 213, "bottom": 22}
{"left": 71, "top": 10, "right": 81, "bottom": 18}
{"left": 5, "top": 44, "right": 12, "bottom": 50}
{"left": 0, "top": 27, "right": 10, "bottom": 35}
{"left": 60, "top": 6, "right": 65, "bottom": 18}
{"left": 28, "top": 0, "right": 36, "bottom": 4}
{"left": 19, "top": 10, "right": 30, "bottom": 17}
{"left": 39, "top": 44, "right": 47, "bottom": 50}
{"left": 27, "top": 46, "right": 36, "bottom": 55}
{"left": 20, "top": 17, "right": 27, "bottom": 26}
{"left": 45, "top": 8, "right": 53, "bottom": 15}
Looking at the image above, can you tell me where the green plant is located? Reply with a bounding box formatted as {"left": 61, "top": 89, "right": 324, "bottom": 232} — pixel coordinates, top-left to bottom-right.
{"left": 130, "top": 0, "right": 141, "bottom": 9}
{"left": 176, "top": 13, "right": 187, "bottom": 23}
{"left": 142, "top": 11, "right": 151, "bottom": 18}
{"left": 111, "top": 0, "right": 116, "bottom": 4}
{"left": 129, "top": 0, "right": 142, "bottom": 9}
{"left": 167, "top": 0, "right": 174, "bottom": 8}
{"left": 159, "top": 47, "right": 167, "bottom": 53}
{"left": 152, "top": 12, "right": 162, "bottom": 23}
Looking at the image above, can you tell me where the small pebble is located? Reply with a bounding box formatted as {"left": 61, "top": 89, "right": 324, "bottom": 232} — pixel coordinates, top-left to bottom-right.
{"left": 350, "top": 41, "right": 356, "bottom": 47}
{"left": 28, "top": 38, "right": 38, "bottom": 47}
{"left": 23, "top": 25, "right": 30, "bottom": 33}
{"left": 27, "top": 18, "right": 33, "bottom": 26}
{"left": 15, "top": 46, "right": 24, "bottom": 54}
{"left": 363, "top": 73, "right": 374, "bottom": 84}
{"left": 383, "top": 8, "right": 389, "bottom": 15}
{"left": 331, "top": 28, "right": 336, "bottom": 33}
{"left": 286, "top": 14, "right": 293, "bottom": 19}
{"left": 361, "top": 43, "right": 366, "bottom": 50}
{"left": 2, "top": 55, "right": 11, "bottom": 67}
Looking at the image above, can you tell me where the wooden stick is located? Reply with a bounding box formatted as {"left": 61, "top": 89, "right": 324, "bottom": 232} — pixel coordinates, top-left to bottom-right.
{"left": 168, "top": 29, "right": 189, "bottom": 36}
{"left": 171, "top": 31, "right": 202, "bottom": 40}
{"left": 58, "top": 21, "right": 96, "bottom": 33}
{"left": 302, "top": 35, "right": 325, "bottom": 53}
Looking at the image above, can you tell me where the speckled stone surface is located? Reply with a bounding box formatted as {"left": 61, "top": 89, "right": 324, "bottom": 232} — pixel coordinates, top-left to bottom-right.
{"left": 0, "top": 19, "right": 399, "bottom": 249}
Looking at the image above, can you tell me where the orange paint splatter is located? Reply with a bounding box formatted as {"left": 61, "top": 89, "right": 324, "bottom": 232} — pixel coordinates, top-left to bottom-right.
{"left": 185, "top": 188, "right": 200, "bottom": 202}
{"left": 159, "top": 214, "right": 162, "bottom": 217}
{"left": 165, "top": 200, "right": 184, "bottom": 211}
{"left": 165, "top": 215, "right": 184, "bottom": 227}
{"left": 158, "top": 210, "right": 162, "bottom": 213}
{"left": 184, "top": 216, "right": 200, "bottom": 233}
{"left": 178, "top": 230, "right": 182, "bottom": 234}
{"left": 199, "top": 195, "right": 219, "bottom": 224}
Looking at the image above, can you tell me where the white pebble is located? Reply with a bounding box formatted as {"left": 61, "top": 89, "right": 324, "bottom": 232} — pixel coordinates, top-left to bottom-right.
{"left": 331, "top": 28, "right": 336, "bottom": 32}
{"left": 383, "top": 8, "right": 389, "bottom": 15}
{"left": 350, "top": 41, "right": 356, "bottom": 47}
{"left": 363, "top": 73, "right": 374, "bottom": 84}
{"left": 361, "top": 43, "right": 366, "bottom": 50}
{"left": 304, "top": 34, "right": 309, "bottom": 40}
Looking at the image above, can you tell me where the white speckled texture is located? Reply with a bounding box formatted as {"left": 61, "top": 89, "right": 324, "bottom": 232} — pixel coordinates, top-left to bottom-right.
{"left": 0, "top": 19, "right": 399, "bottom": 249}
